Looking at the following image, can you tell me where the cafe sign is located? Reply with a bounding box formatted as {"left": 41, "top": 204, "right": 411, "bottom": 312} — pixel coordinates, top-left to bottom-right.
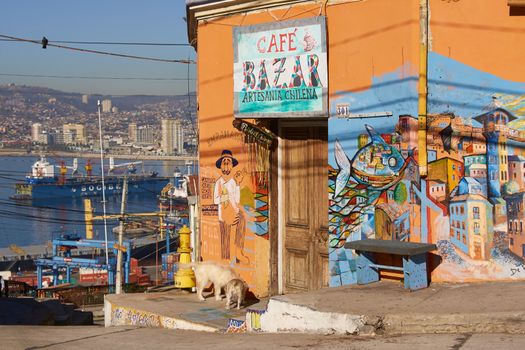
{"left": 233, "top": 17, "right": 327, "bottom": 118}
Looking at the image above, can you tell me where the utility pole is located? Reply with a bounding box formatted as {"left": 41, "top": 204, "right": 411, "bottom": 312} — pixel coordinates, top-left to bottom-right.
{"left": 97, "top": 100, "right": 110, "bottom": 274}
{"left": 115, "top": 176, "right": 128, "bottom": 294}
{"left": 418, "top": 0, "right": 429, "bottom": 177}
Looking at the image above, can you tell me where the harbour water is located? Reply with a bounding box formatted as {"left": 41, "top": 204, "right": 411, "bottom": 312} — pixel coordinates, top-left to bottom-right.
{"left": 0, "top": 155, "right": 194, "bottom": 248}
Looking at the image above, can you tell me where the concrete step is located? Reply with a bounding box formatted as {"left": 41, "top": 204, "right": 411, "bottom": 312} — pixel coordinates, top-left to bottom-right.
{"left": 40, "top": 299, "right": 72, "bottom": 325}
{"left": 0, "top": 298, "right": 54, "bottom": 325}
{"left": 78, "top": 304, "right": 105, "bottom": 325}
{"left": 243, "top": 282, "right": 525, "bottom": 335}
{"left": 384, "top": 312, "right": 525, "bottom": 335}
{"left": 248, "top": 298, "right": 366, "bottom": 334}
{"left": 104, "top": 290, "right": 268, "bottom": 333}
{"left": 252, "top": 290, "right": 525, "bottom": 335}
{"left": 72, "top": 310, "right": 94, "bottom": 325}
{"left": 38, "top": 298, "right": 94, "bottom": 325}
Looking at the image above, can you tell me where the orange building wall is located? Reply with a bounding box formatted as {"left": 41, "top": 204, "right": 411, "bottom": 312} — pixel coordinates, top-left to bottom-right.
{"left": 195, "top": 0, "right": 525, "bottom": 293}
{"left": 430, "top": 0, "right": 525, "bottom": 82}
{"left": 196, "top": 0, "right": 420, "bottom": 296}
{"left": 197, "top": 4, "right": 327, "bottom": 297}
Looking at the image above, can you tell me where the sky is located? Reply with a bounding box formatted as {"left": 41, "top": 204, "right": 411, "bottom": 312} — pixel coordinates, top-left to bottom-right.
{"left": 0, "top": 0, "right": 195, "bottom": 96}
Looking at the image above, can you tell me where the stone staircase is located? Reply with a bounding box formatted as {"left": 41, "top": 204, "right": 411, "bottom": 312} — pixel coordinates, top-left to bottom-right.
{"left": 0, "top": 297, "right": 93, "bottom": 325}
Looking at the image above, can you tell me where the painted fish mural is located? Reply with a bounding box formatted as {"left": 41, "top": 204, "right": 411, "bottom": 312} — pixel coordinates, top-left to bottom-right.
{"left": 350, "top": 124, "right": 409, "bottom": 190}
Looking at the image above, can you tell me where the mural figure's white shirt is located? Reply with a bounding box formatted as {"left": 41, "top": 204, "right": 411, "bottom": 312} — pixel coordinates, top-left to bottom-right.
{"left": 214, "top": 177, "right": 240, "bottom": 221}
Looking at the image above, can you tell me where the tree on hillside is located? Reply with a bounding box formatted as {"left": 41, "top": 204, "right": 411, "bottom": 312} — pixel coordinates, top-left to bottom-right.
{"left": 394, "top": 182, "right": 407, "bottom": 204}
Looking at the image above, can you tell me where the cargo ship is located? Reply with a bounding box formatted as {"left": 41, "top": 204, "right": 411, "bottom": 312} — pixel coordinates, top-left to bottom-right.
{"left": 10, "top": 156, "right": 170, "bottom": 201}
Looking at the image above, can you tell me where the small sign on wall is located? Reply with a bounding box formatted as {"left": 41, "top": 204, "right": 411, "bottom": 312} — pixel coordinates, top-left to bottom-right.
{"left": 335, "top": 102, "right": 393, "bottom": 119}
{"left": 233, "top": 17, "right": 328, "bottom": 118}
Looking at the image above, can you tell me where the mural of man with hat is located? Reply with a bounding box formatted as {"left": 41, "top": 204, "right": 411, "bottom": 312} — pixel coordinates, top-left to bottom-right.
{"left": 213, "top": 150, "right": 248, "bottom": 264}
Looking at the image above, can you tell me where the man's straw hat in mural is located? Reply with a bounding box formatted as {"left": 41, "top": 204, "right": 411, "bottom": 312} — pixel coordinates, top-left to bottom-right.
{"left": 216, "top": 149, "right": 239, "bottom": 168}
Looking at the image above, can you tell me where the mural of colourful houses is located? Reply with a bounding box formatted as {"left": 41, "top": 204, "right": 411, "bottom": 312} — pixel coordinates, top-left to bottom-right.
{"left": 329, "top": 51, "right": 525, "bottom": 286}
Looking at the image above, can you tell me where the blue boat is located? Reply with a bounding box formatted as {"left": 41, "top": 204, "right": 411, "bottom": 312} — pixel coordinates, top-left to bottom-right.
{"left": 10, "top": 156, "right": 170, "bottom": 201}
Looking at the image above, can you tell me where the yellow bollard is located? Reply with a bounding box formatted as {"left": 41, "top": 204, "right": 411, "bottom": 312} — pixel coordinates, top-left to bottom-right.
{"left": 174, "top": 225, "right": 196, "bottom": 288}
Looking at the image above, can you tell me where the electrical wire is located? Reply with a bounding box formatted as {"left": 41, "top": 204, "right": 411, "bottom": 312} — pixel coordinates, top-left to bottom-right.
{"left": 0, "top": 34, "right": 195, "bottom": 64}
{"left": 0, "top": 38, "right": 190, "bottom": 46}
{"left": 0, "top": 73, "right": 195, "bottom": 81}
{"left": 0, "top": 199, "right": 122, "bottom": 216}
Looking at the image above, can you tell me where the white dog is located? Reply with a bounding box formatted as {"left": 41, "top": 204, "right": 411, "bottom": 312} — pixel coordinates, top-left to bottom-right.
{"left": 224, "top": 278, "right": 248, "bottom": 310}
{"left": 180, "top": 262, "right": 239, "bottom": 301}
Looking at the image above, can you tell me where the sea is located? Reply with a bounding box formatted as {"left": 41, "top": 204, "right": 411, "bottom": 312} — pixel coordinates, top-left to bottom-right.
{"left": 0, "top": 155, "right": 195, "bottom": 248}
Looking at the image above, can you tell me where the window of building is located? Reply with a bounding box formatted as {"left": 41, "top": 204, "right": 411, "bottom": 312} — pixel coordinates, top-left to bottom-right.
{"left": 462, "top": 235, "right": 466, "bottom": 244}
{"left": 460, "top": 206, "right": 464, "bottom": 215}
{"left": 510, "top": 238, "right": 514, "bottom": 246}
{"left": 462, "top": 222, "right": 465, "bottom": 230}
{"left": 473, "top": 207, "right": 480, "bottom": 219}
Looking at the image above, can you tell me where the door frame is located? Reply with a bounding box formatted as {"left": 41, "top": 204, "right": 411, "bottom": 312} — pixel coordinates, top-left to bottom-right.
{"left": 276, "top": 118, "right": 328, "bottom": 295}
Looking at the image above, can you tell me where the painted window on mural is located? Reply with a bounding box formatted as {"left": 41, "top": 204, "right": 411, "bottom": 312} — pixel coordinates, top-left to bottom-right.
{"left": 473, "top": 207, "right": 480, "bottom": 219}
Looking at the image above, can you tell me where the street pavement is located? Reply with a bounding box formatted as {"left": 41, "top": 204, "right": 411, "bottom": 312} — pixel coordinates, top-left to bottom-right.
{"left": 104, "top": 280, "right": 525, "bottom": 335}
{"left": 3, "top": 326, "right": 525, "bottom": 350}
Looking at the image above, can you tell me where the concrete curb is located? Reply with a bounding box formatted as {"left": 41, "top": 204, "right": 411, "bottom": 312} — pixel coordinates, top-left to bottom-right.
{"left": 252, "top": 299, "right": 525, "bottom": 335}
{"left": 252, "top": 299, "right": 367, "bottom": 335}
{"left": 104, "top": 298, "right": 218, "bottom": 332}
{"left": 384, "top": 312, "right": 525, "bottom": 334}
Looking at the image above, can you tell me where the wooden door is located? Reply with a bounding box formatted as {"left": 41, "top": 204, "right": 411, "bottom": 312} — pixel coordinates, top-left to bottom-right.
{"left": 474, "top": 242, "right": 482, "bottom": 260}
{"left": 281, "top": 122, "right": 328, "bottom": 292}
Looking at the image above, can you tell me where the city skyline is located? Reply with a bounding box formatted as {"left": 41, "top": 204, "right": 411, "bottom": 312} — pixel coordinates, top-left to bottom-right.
{"left": 0, "top": 1, "right": 195, "bottom": 96}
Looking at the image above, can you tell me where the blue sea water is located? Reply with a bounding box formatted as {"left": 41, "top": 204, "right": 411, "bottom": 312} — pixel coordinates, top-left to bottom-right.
{"left": 0, "top": 155, "right": 195, "bottom": 248}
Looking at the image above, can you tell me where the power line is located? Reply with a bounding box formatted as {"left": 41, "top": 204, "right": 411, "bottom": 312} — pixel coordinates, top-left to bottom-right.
{"left": 0, "top": 38, "right": 190, "bottom": 46}
{"left": 0, "top": 199, "right": 122, "bottom": 216}
{"left": 0, "top": 73, "right": 195, "bottom": 81}
{"left": 0, "top": 34, "right": 195, "bottom": 64}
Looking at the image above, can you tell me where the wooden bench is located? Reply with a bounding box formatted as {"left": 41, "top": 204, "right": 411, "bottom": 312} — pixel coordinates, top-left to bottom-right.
{"left": 344, "top": 239, "right": 437, "bottom": 291}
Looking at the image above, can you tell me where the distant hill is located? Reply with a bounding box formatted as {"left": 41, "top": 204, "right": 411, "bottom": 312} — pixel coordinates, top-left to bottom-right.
{"left": 0, "top": 84, "right": 196, "bottom": 114}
